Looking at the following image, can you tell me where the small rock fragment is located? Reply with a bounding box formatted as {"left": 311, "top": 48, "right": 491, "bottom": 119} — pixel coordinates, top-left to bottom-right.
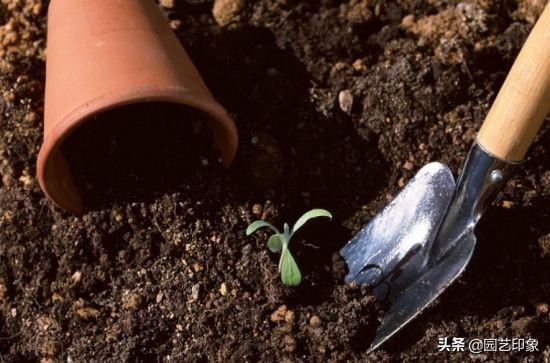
{"left": 398, "top": 177, "right": 406, "bottom": 188}
{"left": 75, "top": 307, "right": 100, "bottom": 320}
{"left": 219, "top": 282, "right": 228, "bottom": 296}
{"left": 122, "top": 292, "right": 142, "bottom": 310}
{"left": 502, "top": 200, "right": 514, "bottom": 209}
{"left": 535, "top": 302, "right": 548, "bottom": 315}
{"left": 24, "top": 112, "right": 37, "bottom": 123}
{"left": 74, "top": 299, "right": 100, "bottom": 320}
{"left": 19, "top": 171, "right": 33, "bottom": 187}
{"left": 352, "top": 59, "right": 365, "bottom": 72}
{"left": 190, "top": 284, "right": 201, "bottom": 301}
{"left": 252, "top": 204, "right": 262, "bottom": 216}
{"left": 401, "top": 14, "right": 415, "bottom": 28}
{"left": 159, "top": 0, "right": 175, "bottom": 8}
{"left": 32, "top": 3, "right": 42, "bottom": 15}
{"left": 270, "top": 304, "right": 288, "bottom": 323}
{"left": 402, "top": 161, "right": 414, "bottom": 171}
{"left": 213, "top": 0, "right": 245, "bottom": 27}
{"left": 156, "top": 292, "right": 164, "bottom": 303}
{"left": 309, "top": 315, "right": 321, "bottom": 327}
{"left": 170, "top": 20, "right": 181, "bottom": 30}
{"left": 338, "top": 89, "right": 354, "bottom": 114}
{"left": 71, "top": 271, "right": 82, "bottom": 284}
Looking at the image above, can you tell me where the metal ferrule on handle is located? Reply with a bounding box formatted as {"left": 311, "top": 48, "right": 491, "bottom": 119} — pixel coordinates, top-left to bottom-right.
{"left": 428, "top": 140, "right": 517, "bottom": 262}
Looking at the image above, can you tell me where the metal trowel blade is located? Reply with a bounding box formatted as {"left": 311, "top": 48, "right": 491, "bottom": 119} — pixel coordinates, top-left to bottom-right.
{"left": 340, "top": 162, "right": 465, "bottom": 351}
{"left": 341, "top": 162, "right": 456, "bottom": 291}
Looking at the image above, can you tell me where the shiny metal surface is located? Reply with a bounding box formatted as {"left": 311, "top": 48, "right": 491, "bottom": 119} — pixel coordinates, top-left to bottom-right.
{"left": 340, "top": 141, "right": 517, "bottom": 352}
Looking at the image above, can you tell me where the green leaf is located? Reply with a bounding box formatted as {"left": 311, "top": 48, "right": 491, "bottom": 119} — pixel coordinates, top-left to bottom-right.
{"left": 280, "top": 249, "right": 302, "bottom": 286}
{"left": 246, "top": 220, "right": 279, "bottom": 236}
{"left": 291, "top": 209, "right": 332, "bottom": 236}
{"left": 267, "top": 234, "right": 284, "bottom": 253}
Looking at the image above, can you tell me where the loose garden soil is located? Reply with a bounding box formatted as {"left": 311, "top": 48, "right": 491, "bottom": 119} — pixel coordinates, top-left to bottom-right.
{"left": 0, "top": 0, "right": 549, "bottom": 361}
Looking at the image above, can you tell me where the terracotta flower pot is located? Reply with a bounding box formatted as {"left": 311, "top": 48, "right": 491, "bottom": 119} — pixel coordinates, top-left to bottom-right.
{"left": 37, "top": 0, "right": 238, "bottom": 214}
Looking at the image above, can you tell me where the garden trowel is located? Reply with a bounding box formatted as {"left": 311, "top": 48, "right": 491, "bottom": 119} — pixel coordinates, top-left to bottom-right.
{"left": 341, "top": 4, "right": 550, "bottom": 352}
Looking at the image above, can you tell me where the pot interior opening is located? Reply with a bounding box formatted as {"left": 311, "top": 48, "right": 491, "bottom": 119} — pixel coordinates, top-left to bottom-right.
{"left": 61, "top": 102, "right": 216, "bottom": 208}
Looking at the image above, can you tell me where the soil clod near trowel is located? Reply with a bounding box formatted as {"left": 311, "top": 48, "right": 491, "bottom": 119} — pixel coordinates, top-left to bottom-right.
{"left": 0, "top": 0, "right": 549, "bottom": 361}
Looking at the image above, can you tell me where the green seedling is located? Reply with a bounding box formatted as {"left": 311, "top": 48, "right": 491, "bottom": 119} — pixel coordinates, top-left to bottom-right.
{"left": 246, "top": 209, "right": 332, "bottom": 286}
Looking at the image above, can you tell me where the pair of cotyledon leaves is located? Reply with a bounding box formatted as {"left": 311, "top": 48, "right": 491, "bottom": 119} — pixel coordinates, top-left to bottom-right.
{"left": 246, "top": 209, "right": 332, "bottom": 286}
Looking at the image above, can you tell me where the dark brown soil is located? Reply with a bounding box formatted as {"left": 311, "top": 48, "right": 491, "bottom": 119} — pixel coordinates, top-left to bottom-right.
{"left": 0, "top": 0, "right": 549, "bottom": 362}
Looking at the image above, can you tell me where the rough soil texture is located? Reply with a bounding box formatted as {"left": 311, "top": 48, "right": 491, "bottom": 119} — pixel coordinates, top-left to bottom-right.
{"left": 0, "top": 0, "right": 549, "bottom": 361}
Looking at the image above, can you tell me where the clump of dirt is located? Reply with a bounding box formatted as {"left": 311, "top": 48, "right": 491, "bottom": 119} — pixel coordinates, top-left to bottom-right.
{"left": 0, "top": 0, "right": 549, "bottom": 361}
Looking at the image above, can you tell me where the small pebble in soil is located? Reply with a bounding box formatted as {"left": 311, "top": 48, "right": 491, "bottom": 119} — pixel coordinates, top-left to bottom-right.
{"left": 190, "top": 284, "right": 200, "bottom": 301}
{"left": 352, "top": 58, "right": 366, "bottom": 72}
{"left": 401, "top": 14, "right": 415, "bottom": 28}
{"left": 271, "top": 304, "right": 290, "bottom": 323}
{"left": 159, "top": 0, "right": 174, "bottom": 8}
{"left": 71, "top": 271, "right": 82, "bottom": 284}
{"left": 112, "top": 210, "right": 123, "bottom": 222}
{"left": 309, "top": 315, "right": 321, "bottom": 327}
{"left": 219, "top": 282, "right": 228, "bottom": 296}
{"left": 212, "top": 0, "right": 245, "bottom": 27}
{"left": 338, "top": 89, "right": 354, "bottom": 114}
{"left": 252, "top": 204, "right": 262, "bottom": 216}
{"left": 24, "top": 111, "right": 37, "bottom": 123}
{"left": 534, "top": 302, "right": 548, "bottom": 315}
{"left": 73, "top": 299, "right": 100, "bottom": 320}
{"left": 398, "top": 177, "right": 406, "bottom": 187}
{"left": 18, "top": 170, "right": 32, "bottom": 187}
{"left": 122, "top": 291, "right": 142, "bottom": 311}
{"left": 170, "top": 20, "right": 181, "bottom": 30}
{"left": 501, "top": 200, "right": 514, "bottom": 209}
{"left": 402, "top": 160, "right": 414, "bottom": 171}
{"left": 74, "top": 306, "right": 100, "bottom": 320}
{"left": 156, "top": 292, "right": 164, "bottom": 304}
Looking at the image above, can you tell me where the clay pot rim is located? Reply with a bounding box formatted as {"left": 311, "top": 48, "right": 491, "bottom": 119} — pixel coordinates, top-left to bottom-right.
{"left": 37, "top": 85, "right": 238, "bottom": 214}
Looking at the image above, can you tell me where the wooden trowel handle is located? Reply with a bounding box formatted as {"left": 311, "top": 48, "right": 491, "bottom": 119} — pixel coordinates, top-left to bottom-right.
{"left": 477, "top": 4, "right": 550, "bottom": 162}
